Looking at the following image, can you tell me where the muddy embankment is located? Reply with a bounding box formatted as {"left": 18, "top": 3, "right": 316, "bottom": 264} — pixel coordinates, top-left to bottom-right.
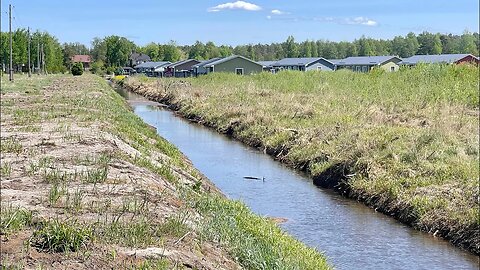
{"left": 120, "top": 77, "right": 479, "bottom": 256}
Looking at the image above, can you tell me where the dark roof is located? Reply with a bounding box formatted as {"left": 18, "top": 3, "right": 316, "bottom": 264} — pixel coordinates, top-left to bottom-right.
{"left": 257, "top": 61, "right": 277, "bottom": 67}
{"left": 336, "top": 56, "right": 402, "bottom": 66}
{"left": 134, "top": 61, "right": 171, "bottom": 68}
{"left": 273, "top": 57, "right": 332, "bottom": 66}
{"left": 192, "top": 58, "right": 223, "bottom": 68}
{"left": 167, "top": 59, "right": 201, "bottom": 68}
{"left": 328, "top": 59, "right": 343, "bottom": 65}
{"left": 399, "top": 54, "right": 475, "bottom": 65}
{"left": 129, "top": 53, "right": 151, "bottom": 62}
{"left": 203, "top": 55, "right": 262, "bottom": 68}
{"left": 71, "top": 55, "right": 91, "bottom": 63}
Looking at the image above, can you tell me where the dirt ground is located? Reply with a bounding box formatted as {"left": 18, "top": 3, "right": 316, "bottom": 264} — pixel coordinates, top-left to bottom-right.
{"left": 0, "top": 76, "right": 241, "bottom": 269}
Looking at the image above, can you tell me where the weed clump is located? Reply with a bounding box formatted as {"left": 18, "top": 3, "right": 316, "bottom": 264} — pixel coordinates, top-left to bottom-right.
{"left": 31, "top": 220, "right": 92, "bottom": 253}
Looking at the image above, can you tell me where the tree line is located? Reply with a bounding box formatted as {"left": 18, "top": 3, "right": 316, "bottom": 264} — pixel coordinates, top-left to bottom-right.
{"left": 1, "top": 29, "right": 478, "bottom": 74}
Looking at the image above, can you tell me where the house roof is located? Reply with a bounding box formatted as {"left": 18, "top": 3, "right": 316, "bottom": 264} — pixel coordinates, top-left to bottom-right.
{"left": 399, "top": 54, "right": 475, "bottom": 65}
{"left": 257, "top": 61, "right": 277, "bottom": 67}
{"left": 167, "top": 59, "right": 201, "bottom": 68}
{"left": 129, "top": 53, "right": 151, "bottom": 62}
{"left": 71, "top": 55, "right": 91, "bottom": 63}
{"left": 192, "top": 58, "right": 223, "bottom": 68}
{"left": 203, "top": 55, "right": 262, "bottom": 68}
{"left": 273, "top": 57, "right": 333, "bottom": 66}
{"left": 336, "top": 56, "right": 402, "bottom": 66}
{"left": 134, "top": 61, "right": 171, "bottom": 69}
{"left": 328, "top": 59, "right": 343, "bottom": 65}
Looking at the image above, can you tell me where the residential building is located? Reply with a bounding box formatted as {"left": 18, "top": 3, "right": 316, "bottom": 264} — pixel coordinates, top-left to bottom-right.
{"left": 192, "top": 58, "right": 223, "bottom": 76}
{"left": 399, "top": 54, "right": 479, "bottom": 66}
{"left": 335, "top": 56, "right": 402, "bottom": 72}
{"left": 129, "top": 53, "right": 151, "bottom": 67}
{"left": 258, "top": 61, "right": 278, "bottom": 72}
{"left": 165, "top": 59, "right": 201, "bottom": 77}
{"left": 272, "top": 57, "right": 336, "bottom": 71}
{"left": 134, "top": 61, "right": 171, "bottom": 77}
{"left": 71, "top": 55, "right": 92, "bottom": 70}
{"left": 202, "top": 55, "right": 263, "bottom": 75}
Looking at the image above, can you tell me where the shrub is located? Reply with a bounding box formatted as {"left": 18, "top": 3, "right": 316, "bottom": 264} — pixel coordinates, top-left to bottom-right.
{"left": 71, "top": 62, "right": 84, "bottom": 76}
{"left": 90, "top": 61, "right": 106, "bottom": 76}
{"left": 106, "top": 66, "right": 116, "bottom": 75}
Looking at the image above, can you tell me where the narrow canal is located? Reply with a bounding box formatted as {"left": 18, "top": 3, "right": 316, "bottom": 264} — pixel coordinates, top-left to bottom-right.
{"left": 117, "top": 88, "right": 479, "bottom": 270}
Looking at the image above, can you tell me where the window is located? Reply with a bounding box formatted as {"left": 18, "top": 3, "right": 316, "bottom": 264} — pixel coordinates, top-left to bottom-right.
{"left": 235, "top": 68, "right": 244, "bottom": 75}
{"left": 390, "top": 66, "right": 395, "bottom": 72}
{"left": 362, "top": 66, "right": 368, "bottom": 72}
{"left": 317, "top": 66, "right": 322, "bottom": 71}
{"left": 356, "top": 66, "right": 361, "bottom": 72}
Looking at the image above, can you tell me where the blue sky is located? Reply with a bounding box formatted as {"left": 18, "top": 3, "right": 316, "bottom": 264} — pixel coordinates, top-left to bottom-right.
{"left": 1, "top": 0, "right": 478, "bottom": 47}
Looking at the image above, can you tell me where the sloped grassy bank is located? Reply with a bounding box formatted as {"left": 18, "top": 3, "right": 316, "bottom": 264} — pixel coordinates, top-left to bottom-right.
{"left": 122, "top": 65, "right": 479, "bottom": 255}
{"left": 0, "top": 74, "right": 331, "bottom": 269}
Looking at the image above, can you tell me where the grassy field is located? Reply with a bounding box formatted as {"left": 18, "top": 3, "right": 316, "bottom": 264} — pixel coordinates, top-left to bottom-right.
{"left": 0, "top": 74, "right": 331, "bottom": 269}
{"left": 124, "top": 64, "right": 479, "bottom": 255}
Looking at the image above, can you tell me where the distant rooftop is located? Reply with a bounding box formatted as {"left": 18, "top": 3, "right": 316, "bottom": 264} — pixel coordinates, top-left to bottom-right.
{"left": 203, "top": 55, "right": 262, "bottom": 68}
{"left": 134, "top": 61, "right": 171, "bottom": 68}
{"left": 71, "top": 55, "right": 91, "bottom": 63}
{"left": 257, "top": 60, "right": 278, "bottom": 67}
{"left": 400, "top": 54, "right": 475, "bottom": 65}
{"left": 192, "top": 58, "right": 223, "bottom": 68}
{"left": 336, "top": 56, "right": 401, "bottom": 66}
{"left": 274, "top": 57, "right": 331, "bottom": 66}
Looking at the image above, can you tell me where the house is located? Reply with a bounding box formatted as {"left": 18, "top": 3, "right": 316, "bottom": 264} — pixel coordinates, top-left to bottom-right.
{"left": 257, "top": 61, "right": 277, "bottom": 72}
{"left": 71, "top": 55, "right": 92, "bottom": 70}
{"left": 399, "top": 54, "right": 479, "bottom": 66}
{"left": 192, "top": 58, "right": 223, "bottom": 76}
{"left": 120, "top": 67, "right": 136, "bottom": 76}
{"left": 129, "top": 53, "right": 151, "bottom": 67}
{"left": 165, "top": 59, "right": 201, "bottom": 77}
{"left": 272, "top": 57, "right": 336, "bottom": 72}
{"left": 202, "top": 55, "right": 263, "bottom": 75}
{"left": 134, "top": 61, "right": 171, "bottom": 77}
{"left": 335, "top": 56, "right": 402, "bottom": 72}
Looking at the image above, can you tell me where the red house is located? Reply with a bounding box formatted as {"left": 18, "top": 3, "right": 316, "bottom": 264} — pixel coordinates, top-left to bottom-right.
{"left": 455, "top": 54, "right": 479, "bottom": 65}
{"left": 71, "top": 55, "right": 92, "bottom": 70}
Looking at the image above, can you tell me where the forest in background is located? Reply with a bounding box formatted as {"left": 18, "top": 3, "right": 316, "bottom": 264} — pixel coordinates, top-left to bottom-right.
{"left": 1, "top": 29, "right": 478, "bottom": 74}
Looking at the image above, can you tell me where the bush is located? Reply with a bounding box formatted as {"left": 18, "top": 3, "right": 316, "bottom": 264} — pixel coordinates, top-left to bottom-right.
{"left": 106, "top": 66, "right": 116, "bottom": 75}
{"left": 90, "top": 61, "right": 106, "bottom": 76}
{"left": 71, "top": 62, "right": 84, "bottom": 76}
{"left": 114, "top": 67, "right": 124, "bottom": 76}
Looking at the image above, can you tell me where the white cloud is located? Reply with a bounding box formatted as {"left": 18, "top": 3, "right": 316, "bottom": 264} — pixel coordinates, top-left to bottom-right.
{"left": 266, "top": 15, "right": 272, "bottom": 19}
{"left": 271, "top": 9, "right": 287, "bottom": 15}
{"left": 208, "top": 1, "right": 262, "bottom": 12}
{"left": 345, "top": 17, "right": 378, "bottom": 26}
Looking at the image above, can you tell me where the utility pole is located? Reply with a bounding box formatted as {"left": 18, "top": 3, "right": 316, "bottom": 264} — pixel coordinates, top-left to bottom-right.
{"left": 9, "top": 4, "right": 13, "bottom": 82}
{"left": 28, "top": 27, "right": 31, "bottom": 77}
{"left": 40, "top": 44, "right": 44, "bottom": 75}
{"left": 37, "top": 43, "right": 40, "bottom": 74}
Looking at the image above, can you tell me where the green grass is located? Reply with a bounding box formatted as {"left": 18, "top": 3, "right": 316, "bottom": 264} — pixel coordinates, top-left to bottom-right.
{"left": 125, "top": 64, "right": 479, "bottom": 254}
{"left": 195, "top": 194, "right": 330, "bottom": 270}
{"left": 0, "top": 206, "right": 33, "bottom": 235}
{"left": 31, "top": 219, "right": 92, "bottom": 253}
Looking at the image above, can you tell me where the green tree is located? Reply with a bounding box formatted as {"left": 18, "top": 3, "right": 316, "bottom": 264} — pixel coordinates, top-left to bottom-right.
{"left": 163, "top": 41, "right": 182, "bottom": 62}
{"left": 460, "top": 31, "right": 479, "bottom": 55}
{"left": 283, "top": 36, "right": 298, "bottom": 58}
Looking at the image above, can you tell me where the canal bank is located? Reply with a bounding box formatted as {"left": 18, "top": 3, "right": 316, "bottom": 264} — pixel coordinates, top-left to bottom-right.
{"left": 118, "top": 69, "right": 479, "bottom": 256}
{"left": 114, "top": 85, "right": 479, "bottom": 270}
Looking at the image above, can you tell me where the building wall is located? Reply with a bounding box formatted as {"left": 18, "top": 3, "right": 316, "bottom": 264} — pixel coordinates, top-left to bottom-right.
{"left": 456, "top": 55, "right": 479, "bottom": 64}
{"left": 379, "top": 61, "right": 399, "bottom": 72}
{"left": 213, "top": 57, "right": 263, "bottom": 74}
{"left": 306, "top": 62, "right": 333, "bottom": 71}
